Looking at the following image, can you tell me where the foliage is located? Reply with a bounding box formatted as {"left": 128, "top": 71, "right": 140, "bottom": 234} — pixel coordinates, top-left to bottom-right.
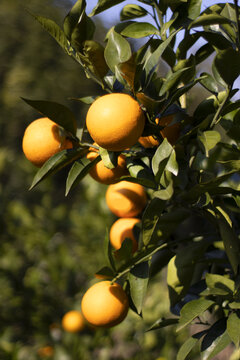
{"left": 6, "top": 0, "right": 240, "bottom": 358}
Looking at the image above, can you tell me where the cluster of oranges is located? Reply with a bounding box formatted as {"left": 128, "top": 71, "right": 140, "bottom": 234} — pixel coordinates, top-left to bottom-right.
{"left": 22, "top": 92, "right": 180, "bottom": 331}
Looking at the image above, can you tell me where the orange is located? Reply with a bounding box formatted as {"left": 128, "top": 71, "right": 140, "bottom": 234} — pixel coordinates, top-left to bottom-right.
{"left": 86, "top": 147, "right": 128, "bottom": 184}
{"left": 81, "top": 281, "right": 129, "bottom": 328}
{"left": 86, "top": 93, "right": 145, "bottom": 151}
{"left": 22, "top": 117, "right": 73, "bottom": 167}
{"left": 61, "top": 310, "right": 85, "bottom": 333}
{"left": 138, "top": 115, "right": 180, "bottom": 148}
{"left": 37, "top": 346, "right": 54, "bottom": 357}
{"left": 110, "top": 218, "right": 140, "bottom": 253}
{"left": 106, "top": 180, "right": 147, "bottom": 218}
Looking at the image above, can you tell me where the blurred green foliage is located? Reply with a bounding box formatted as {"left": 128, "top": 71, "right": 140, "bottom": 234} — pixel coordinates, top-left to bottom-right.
{"left": 0, "top": 0, "right": 193, "bottom": 359}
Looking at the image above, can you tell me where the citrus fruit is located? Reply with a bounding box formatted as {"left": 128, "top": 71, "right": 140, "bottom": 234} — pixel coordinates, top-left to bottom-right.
{"left": 22, "top": 117, "right": 73, "bottom": 167}
{"left": 86, "top": 93, "right": 145, "bottom": 151}
{"left": 61, "top": 310, "right": 85, "bottom": 333}
{"left": 106, "top": 180, "right": 147, "bottom": 218}
{"left": 86, "top": 147, "right": 128, "bottom": 184}
{"left": 110, "top": 217, "right": 140, "bottom": 253}
{"left": 81, "top": 281, "right": 129, "bottom": 328}
{"left": 138, "top": 114, "right": 180, "bottom": 148}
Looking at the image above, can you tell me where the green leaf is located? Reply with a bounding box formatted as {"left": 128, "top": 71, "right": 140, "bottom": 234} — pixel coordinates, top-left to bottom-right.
{"left": 120, "top": 4, "right": 147, "bottom": 21}
{"left": 128, "top": 261, "right": 149, "bottom": 314}
{"left": 177, "top": 331, "right": 207, "bottom": 360}
{"left": 168, "top": 239, "right": 208, "bottom": 307}
{"left": 152, "top": 139, "right": 178, "bottom": 182}
{"left": 125, "top": 158, "right": 157, "bottom": 190}
{"left": 147, "top": 318, "right": 179, "bottom": 332}
{"left": 143, "top": 30, "right": 179, "bottom": 80}
{"left": 198, "top": 130, "right": 221, "bottom": 157}
{"left": 121, "top": 22, "right": 159, "bottom": 38}
{"left": 63, "top": 0, "right": 86, "bottom": 39}
{"left": 94, "top": 266, "right": 115, "bottom": 279}
{"left": 30, "top": 148, "right": 85, "bottom": 190}
{"left": 141, "top": 198, "right": 165, "bottom": 246}
{"left": 189, "top": 14, "right": 233, "bottom": 29}
{"left": 89, "top": 0, "right": 125, "bottom": 16}
{"left": 22, "top": 98, "right": 77, "bottom": 135}
{"left": 104, "top": 228, "right": 116, "bottom": 272}
{"left": 104, "top": 29, "right": 131, "bottom": 73}
{"left": 70, "top": 13, "right": 95, "bottom": 51}
{"left": 187, "top": 0, "right": 202, "bottom": 20}
{"left": 65, "top": 156, "right": 101, "bottom": 196}
{"left": 227, "top": 312, "right": 240, "bottom": 347}
{"left": 199, "top": 73, "right": 218, "bottom": 94}
{"left": 81, "top": 40, "right": 108, "bottom": 79}
{"left": 213, "top": 48, "right": 240, "bottom": 85}
{"left": 159, "top": 67, "right": 191, "bottom": 96}
{"left": 204, "top": 273, "right": 234, "bottom": 296}
{"left": 217, "top": 208, "right": 240, "bottom": 275}
{"left": 178, "top": 298, "right": 215, "bottom": 331}
{"left": 29, "top": 14, "right": 70, "bottom": 54}
{"left": 99, "top": 148, "right": 118, "bottom": 169}
{"left": 201, "top": 319, "right": 231, "bottom": 360}
{"left": 114, "top": 238, "right": 134, "bottom": 269}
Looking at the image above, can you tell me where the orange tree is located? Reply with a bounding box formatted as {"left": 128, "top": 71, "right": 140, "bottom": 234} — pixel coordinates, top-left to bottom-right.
{"left": 22, "top": 0, "right": 240, "bottom": 358}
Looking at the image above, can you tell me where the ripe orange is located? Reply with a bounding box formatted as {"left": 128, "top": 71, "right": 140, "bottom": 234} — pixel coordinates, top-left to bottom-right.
{"left": 86, "top": 93, "right": 145, "bottom": 151}
{"left": 138, "top": 114, "right": 180, "bottom": 148}
{"left": 81, "top": 281, "right": 129, "bottom": 328}
{"left": 106, "top": 180, "right": 147, "bottom": 218}
{"left": 61, "top": 310, "right": 85, "bottom": 333}
{"left": 37, "top": 346, "right": 54, "bottom": 357}
{"left": 86, "top": 148, "right": 128, "bottom": 184}
{"left": 110, "top": 218, "right": 140, "bottom": 253}
{"left": 22, "top": 117, "right": 73, "bottom": 167}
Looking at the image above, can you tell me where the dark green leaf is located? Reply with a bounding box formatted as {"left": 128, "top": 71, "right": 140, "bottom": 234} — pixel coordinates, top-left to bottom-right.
{"left": 217, "top": 208, "right": 240, "bottom": 275}
{"left": 29, "top": 14, "right": 70, "bottom": 54}
{"left": 104, "top": 228, "right": 116, "bottom": 272}
{"left": 125, "top": 158, "right": 157, "bottom": 190}
{"left": 178, "top": 298, "right": 215, "bottom": 331}
{"left": 104, "top": 28, "right": 131, "bottom": 73}
{"left": 189, "top": 14, "right": 233, "bottom": 29}
{"left": 94, "top": 266, "right": 115, "bottom": 279}
{"left": 144, "top": 30, "right": 179, "bottom": 79}
{"left": 22, "top": 98, "right": 77, "bottom": 135}
{"left": 147, "top": 318, "right": 178, "bottom": 332}
{"left": 213, "top": 48, "right": 240, "bottom": 85}
{"left": 201, "top": 319, "right": 231, "bottom": 360}
{"left": 30, "top": 148, "right": 85, "bottom": 190}
{"left": 227, "top": 312, "right": 240, "bottom": 347}
{"left": 142, "top": 198, "right": 165, "bottom": 246}
{"left": 89, "top": 0, "right": 125, "bottom": 16}
{"left": 121, "top": 22, "right": 159, "bottom": 38}
{"left": 195, "top": 43, "right": 214, "bottom": 65}
{"left": 168, "top": 239, "right": 208, "bottom": 307}
{"left": 81, "top": 40, "right": 108, "bottom": 79}
{"left": 114, "top": 238, "right": 134, "bottom": 269}
{"left": 65, "top": 156, "right": 101, "bottom": 195}
{"left": 128, "top": 261, "right": 149, "bottom": 314}
{"left": 159, "top": 67, "right": 191, "bottom": 96}
{"left": 70, "top": 13, "right": 95, "bottom": 51}
{"left": 63, "top": 0, "right": 86, "bottom": 39}
{"left": 198, "top": 130, "right": 221, "bottom": 157}
{"left": 120, "top": 4, "right": 147, "bottom": 21}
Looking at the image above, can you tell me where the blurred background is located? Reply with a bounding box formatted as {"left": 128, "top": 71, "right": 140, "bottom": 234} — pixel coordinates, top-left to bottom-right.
{"left": 0, "top": 0, "right": 226, "bottom": 359}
